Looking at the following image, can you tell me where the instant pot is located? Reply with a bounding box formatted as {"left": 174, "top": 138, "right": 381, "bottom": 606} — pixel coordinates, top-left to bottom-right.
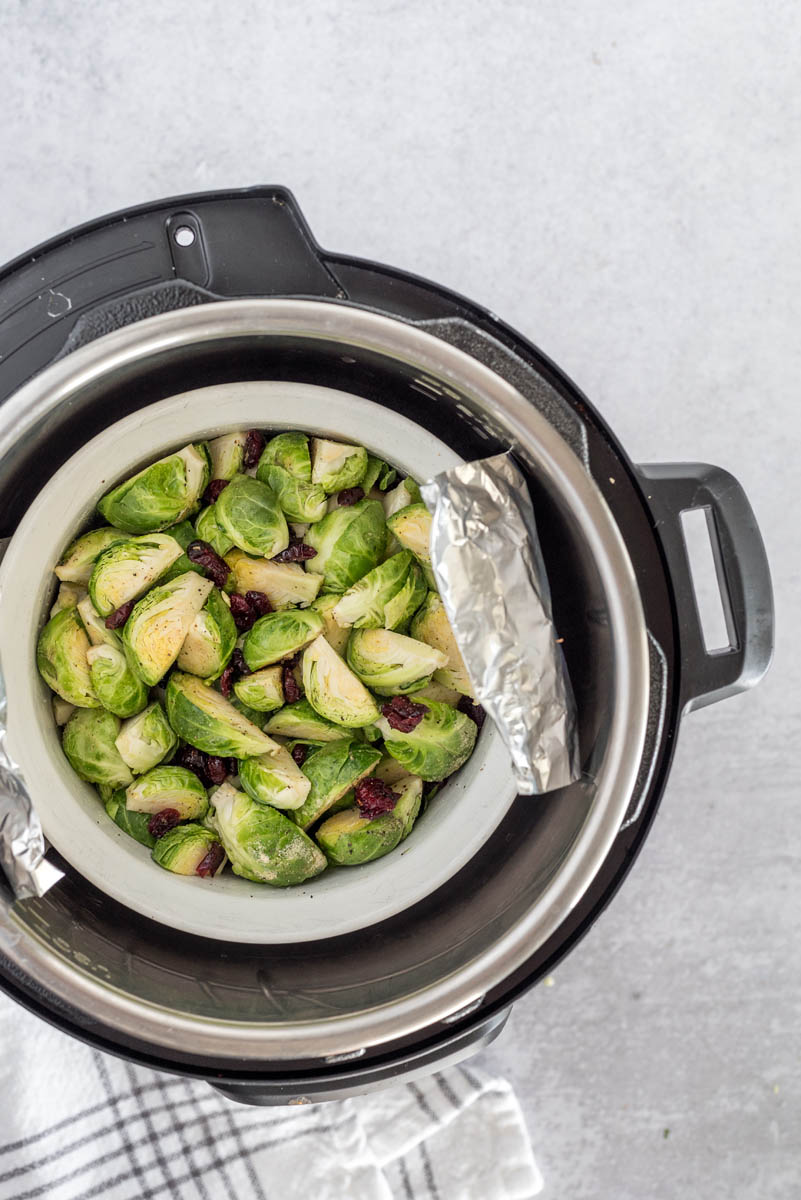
{"left": 0, "top": 187, "right": 773, "bottom": 1103}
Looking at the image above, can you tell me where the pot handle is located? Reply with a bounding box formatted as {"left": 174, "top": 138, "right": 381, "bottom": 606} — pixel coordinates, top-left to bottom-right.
{"left": 637, "top": 463, "right": 773, "bottom": 713}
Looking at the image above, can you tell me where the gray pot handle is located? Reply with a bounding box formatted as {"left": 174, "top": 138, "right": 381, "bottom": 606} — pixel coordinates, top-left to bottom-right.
{"left": 637, "top": 463, "right": 773, "bottom": 713}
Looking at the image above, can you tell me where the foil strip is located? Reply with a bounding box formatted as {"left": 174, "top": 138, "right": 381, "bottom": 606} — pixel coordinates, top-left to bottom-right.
{"left": 421, "top": 452, "right": 580, "bottom": 795}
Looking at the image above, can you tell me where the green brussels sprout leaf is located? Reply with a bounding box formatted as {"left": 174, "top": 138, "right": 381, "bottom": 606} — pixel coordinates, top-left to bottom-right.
{"left": 104, "top": 790, "right": 157, "bottom": 848}
{"left": 305, "top": 499, "right": 387, "bottom": 593}
{"left": 214, "top": 475, "right": 289, "bottom": 558}
{"left": 194, "top": 505, "right": 235, "bottom": 557}
{"left": 241, "top": 608, "right": 324, "bottom": 670}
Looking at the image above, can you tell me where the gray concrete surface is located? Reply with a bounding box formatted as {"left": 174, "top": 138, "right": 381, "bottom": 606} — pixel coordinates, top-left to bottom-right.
{"left": 1, "top": 1, "right": 798, "bottom": 1196}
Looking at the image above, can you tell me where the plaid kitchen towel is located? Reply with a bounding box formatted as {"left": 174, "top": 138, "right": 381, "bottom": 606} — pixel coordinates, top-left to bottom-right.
{"left": 0, "top": 994, "right": 542, "bottom": 1199}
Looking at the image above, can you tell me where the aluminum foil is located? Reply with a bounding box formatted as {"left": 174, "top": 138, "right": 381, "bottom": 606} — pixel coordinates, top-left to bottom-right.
{"left": 421, "top": 452, "right": 580, "bottom": 795}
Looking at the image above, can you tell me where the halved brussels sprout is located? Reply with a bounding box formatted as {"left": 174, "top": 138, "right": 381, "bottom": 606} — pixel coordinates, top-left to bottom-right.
{"left": 50, "top": 582, "right": 87, "bottom": 618}
{"left": 87, "top": 644, "right": 149, "bottom": 718}
{"left": 410, "top": 592, "right": 474, "bottom": 697}
{"left": 214, "top": 475, "right": 289, "bottom": 558}
{"left": 104, "top": 790, "right": 156, "bottom": 848}
{"left": 53, "top": 697, "right": 76, "bottom": 726}
{"left": 88, "top": 533, "right": 184, "bottom": 617}
{"left": 55, "top": 526, "right": 127, "bottom": 585}
{"left": 122, "top": 572, "right": 213, "bottom": 686}
{"left": 391, "top": 774, "right": 423, "bottom": 840}
{"left": 257, "top": 432, "right": 328, "bottom": 523}
{"left": 309, "top": 594, "right": 351, "bottom": 656}
{"left": 239, "top": 745, "right": 311, "bottom": 810}
{"left": 346, "top": 628, "right": 447, "bottom": 696}
{"left": 151, "top": 519, "right": 208, "bottom": 584}
{"left": 410, "top": 679, "right": 464, "bottom": 707}
{"left": 373, "top": 755, "right": 413, "bottom": 786}
{"left": 376, "top": 698, "right": 477, "bottom": 781}
{"left": 264, "top": 698, "right": 352, "bottom": 743}
{"left": 194, "top": 505, "right": 234, "bottom": 557}
{"left": 316, "top": 807, "right": 403, "bottom": 865}
{"left": 241, "top": 609, "right": 324, "bottom": 670}
{"left": 292, "top": 740, "right": 382, "bottom": 829}
{"left": 332, "top": 551, "right": 425, "bottom": 631}
{"left": 305, "top": 499, "right": 387, "bottom": 593}
{"left": 362, "top": 455, "right": 397, "bottom": 494}
{"left": 303, "top": 635, "right": 381, "bottom": 727}
{"left": 208, "top": 431, "right": 246, "bottom": 480}
{"left": 224, "top": 551, "right": 322, "bottom": 608}
{"left": 310, "top": 438, "right": 368, "bottom": 493}
{"left": 212, "top": 781, "right": 326, "bottom": 885}
{"left": 382, "top": 477, "right": 421, "bottom": 520}
{"left": 232, "top": 665, "right": 284, "bottom": 712}
{"left": 115, "top": 701, "right": 178, "bottom": 773}
{"left": 152, "top": 824, "right": 225, "bottom": 876}
{"left": 97, "top": 443, "right": 210, "bottom": 533}
{"left": 76, "top": 595, "right": 121, "bottom": 648}
{"left": 386, "top": 502, "right": 436, "bottom": 588}
{"left": 37, "top": 607, "right": 99, "bottom": 708}
{"left": 230, "top": 695, "right": 269, "bottom": 727}
{"left": 176, "top": 587, "right": 237, "bottom": 680}
{"left": 126, "top": 766, "right": 209, "bottom": 819}
{"left": 166, "top": 672, "right": 278, "bottom": 757}
{"left": 62, "top": 708, "right": 134, "bottom": 786}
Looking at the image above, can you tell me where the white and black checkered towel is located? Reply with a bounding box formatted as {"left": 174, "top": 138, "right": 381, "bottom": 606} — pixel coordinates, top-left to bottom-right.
{"left": 0, "top": 994, "right": 542, "bottom": 1199}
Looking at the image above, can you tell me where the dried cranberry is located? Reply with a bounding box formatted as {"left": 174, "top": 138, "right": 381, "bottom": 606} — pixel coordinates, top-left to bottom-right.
{"left": 354, "top": 777, "right": 397, "bottom": 819}
{"left": 105, "top": 600, "right": 134, "bottom": 629}
{"left": 204, "top": 478, "right": 229, "bottom": 504}
{"left": 219, "top": 663, "right": 235, "bottom": 698}
{"left": 174, "top": 746, "right": 209, "bottom": 783}
{"left": 245, "top": 590, "right": 273, "bottom": 615}
{"left": 381, "top": 695, "right": 427, "bottom": 732}
{"left": 147, "top": 808, "right": 181, "bottom": 839}
{"left": 457, "top": 696, "right": 486, "bottom": 728}
{"left": 229, "top": 593, "right": 258, "bottom": 631}
{"left": 282, "top": 662, "right": 302, "bottom": 703}
{"left": 196, "top": 842, "right": 226, "bottom": 878}
{"left": 186, "top": 540, "right": 230, "bottom": 588}
{"left": 205, "top": 756, "right": 228, "bottom": 785}
{"left": 243, "top": 429, "right": 265, "bottom": 469}
{"left": 271, "top": 543, "right": 317, "bottom": 563}
{"left": 232, "top": 648, "right": 251, "bottom": 675}
{"left": 337, "top": 487, "right": 364, "bottom": 506}
{"left": 291, "top": 744, "right": 307, "bottom": 767}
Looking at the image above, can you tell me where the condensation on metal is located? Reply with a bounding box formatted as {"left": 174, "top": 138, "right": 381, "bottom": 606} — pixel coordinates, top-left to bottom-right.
{"left": 422, "top": 452, "right": 580, "bottom": 795}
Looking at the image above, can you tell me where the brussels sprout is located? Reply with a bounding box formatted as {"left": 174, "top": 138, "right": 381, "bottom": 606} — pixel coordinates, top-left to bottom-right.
{"left": 52, "top": 696, "right": 76, "bottom": 726}
{"left": 332, "top": 551, "right": 425, "bottom": 631}
{"left": 292, "top": 740, "right": 382, "bottom": 829}
{"left": 233, "top": 665, "right": 284, "bottom": 712}
{"left": 76, "top": 595, "right": 121, "bottom": 648}
{"left": 303, "top": 635, "right": 380, "bottom": 727}
{"left": 208, "top": 431, "right": 246, "bottom": 480}
{"left": 382, "top": 477, "right": 422, "bottom": 520}
{"left": 346, "top": 628, "right": 447, "bottom": 696}
{"left": 305, "top": 499, "right": 387, "bottom": 593}
{"left": 386, "top": 502, "right": 436, "bottom": 588}
{"left": 374, "top": 755, "right": 413, "bottom": 786}
{"left": 411, "top": 679, "right": 464, "bottom": 707}
{"left": 410, "top": 592, "right": 474, "bottom": 697}
{"left": 241, "top": 609, "right": 324, "bottom": 670}
{"left": 62, "top": 708, "right": 134, "bottom": 786}
{"left": 391, "top": 774, "right": 423, "bottom": 839}
{"left": 362, "top": 456, "right": 397, "bottom": 494}
{"left": 239, "top": 745, "right": 311, "bottom": 810}
{"left": 194, "top": 505, "right": 234, "bottom": 557}
{"left": 50, "top": 582, "right": 86, "bottom": 618}
{"left": 97, "top": 443, "right": 210, "bottom": 533}
{"left": 212, "top": 781, "right": 326, "bottom": 885}
{"left": 115, "top": 701, "right": 178, "bottom": 773}
{"left": 104, "top": 790, "right": 156, "bottom": 848}
{"left": 126, "top": 765, "right": 209, "bottom": 819}
{"left": 55, "top": 526, "right": 127, "bottom": 585}
{"left": 88, "top": 533, "right": 184, "bottom": 617}
{"left": 152, "top": 824, "right": 225, "bottom": 876}
{"left": 316, "top": 807, "right": 403, "bottom": 865}
{"left": 166, "top": 672, "right": 278, "bottom": 757}
{"left": 257, "top": 432, "right": 328, "bottom": 523}
{"left": 122, "top": 572, "right": 213, "bottom": 686}
{"left": 224, "top": 551, "right": 323, "bottom": 608}
{"left": 264, "top": 698, "right": 352, "bottom": 742}
{"left": 309, "top": 594, "right": 351, "bottom": 656}
{"left": 376, "top": 698, "right": 477, "bottom": 781}
{"left": 86, "top": 644, "right": 149, "bottom": 718}
{"left": 310, "top": 437, "right": 368, "bottom": 493}
{"left": 176, "top": 587, "right": 237, "bottom": 680}
{"left": 37, "top": 607, "right": 99, "bottom": 708}
{"left": 214, "top": 475, "right": 289, "bottom": 558}
{"left": 230, "top": 696, "right": 268, "bottom": 727}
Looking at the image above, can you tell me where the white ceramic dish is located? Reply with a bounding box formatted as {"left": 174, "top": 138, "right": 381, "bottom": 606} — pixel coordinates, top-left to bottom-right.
{"left": 0, "top": 381, "right": 517, "bottom": 943}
